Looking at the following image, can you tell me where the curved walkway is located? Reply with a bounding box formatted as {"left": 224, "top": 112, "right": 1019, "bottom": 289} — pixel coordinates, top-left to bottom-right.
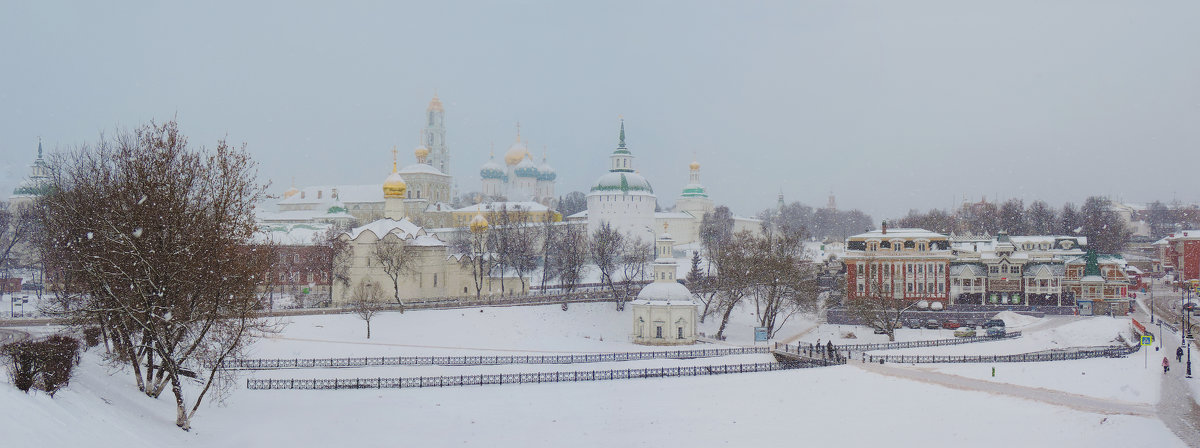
{"left": 852, "top": 359, "right": 1155, "bottom": 416}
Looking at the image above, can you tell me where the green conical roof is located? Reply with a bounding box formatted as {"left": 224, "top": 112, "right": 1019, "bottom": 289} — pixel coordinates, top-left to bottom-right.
{"left": 1083, "top": 249, "right": 1101, "bottom": 277}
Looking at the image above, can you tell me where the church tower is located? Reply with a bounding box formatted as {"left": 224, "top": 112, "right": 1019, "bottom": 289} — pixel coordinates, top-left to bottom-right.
{"left": 423, "top": 94, "right": 449, "bottom": 176}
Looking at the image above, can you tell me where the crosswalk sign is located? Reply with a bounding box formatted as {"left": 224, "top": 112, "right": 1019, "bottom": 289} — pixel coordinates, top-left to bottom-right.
{"left": 1141, "top": 335, "right": 1153, "bottom": 346}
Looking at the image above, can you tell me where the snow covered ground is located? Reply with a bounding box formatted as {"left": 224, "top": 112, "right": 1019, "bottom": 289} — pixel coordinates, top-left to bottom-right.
{"left": 0, "top": 302, "right": 1189, "bottom": 447}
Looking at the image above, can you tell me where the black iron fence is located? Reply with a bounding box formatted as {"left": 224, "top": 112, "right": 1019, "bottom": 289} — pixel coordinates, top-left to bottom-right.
{"left": 862, "top": 343, "right": 1139, "bottom": 364}
{"left": 833, "top": 331, "right": 1022, "bottom": 353}
{"left": 245, "top": 360, "right": 835, "bottom": 391}
{"left": 225, "top": 347, "right": 771, "bottom": 370}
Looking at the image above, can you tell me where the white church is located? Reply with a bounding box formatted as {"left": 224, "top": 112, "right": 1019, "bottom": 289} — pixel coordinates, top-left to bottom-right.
{"left": 569, "top": 119, "right": 760, "bottom": 246}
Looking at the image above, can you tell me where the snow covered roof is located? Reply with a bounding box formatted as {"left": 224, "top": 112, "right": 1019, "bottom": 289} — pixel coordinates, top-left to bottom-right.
{"left": 654, "top": 211, "right": 696, "bottom": 220}
{"left": 1023, "top": 263, "right": 1065, "bottom": 278}
{"left": 258, "top": 209, "right": 355, "bottom": 223}
{"left": 346, "top": 218, "right": 425, "bottom": 241}
{"left": 398, "top": 163, "right": 449, "bottom": 177}
{"left": 949, "top": 264, "right": 986, "bottom": 277}
{"left": 634, "top": 281, "right": 697, "bottom": 305}
{"left": 455, "top": 201, "right": 550, "bottom": 213}
{"left": 849, "top": 228, "right": 947, "bottom": 240}
{"left": 252, "top": 223, "right": 332, "bottom": 246}
{"left": 278, "top": 184, "right": 383, "bottom": 205}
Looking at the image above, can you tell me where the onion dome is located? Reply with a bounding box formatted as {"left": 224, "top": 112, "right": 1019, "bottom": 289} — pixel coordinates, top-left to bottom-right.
{"left": 504, "top": 140, "right": 530, "bottom": 166}
{"left": 537, "top": 156, "right": 556, "bottom": 182}
{"left": 428, "top": 94, "right": 444, "bottom": 112}
{"left": 689, "top": 160, "right": 700, "bottom": 171}
{"left": 283, "top": 185, "right": 300, "bottom": 199}
{"left": 480, "top": 152, "right": 507, "bottom": 180}
{"left": 469, "top": 213, "right": 489, "bottom": 233}
{"left": 414, "top": 145, "right": 430, "bottom": 162}
{"left": 382, "top": 153, "right": 407, "bottom": 198}
{"left": 514, "top": 155, "right": 539, "bottom": 178}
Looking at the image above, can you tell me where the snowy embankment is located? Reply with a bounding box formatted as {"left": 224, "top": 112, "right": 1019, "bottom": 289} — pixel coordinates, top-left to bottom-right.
{"left": 0, "top": 303, "right": 1188, "bottom": 447}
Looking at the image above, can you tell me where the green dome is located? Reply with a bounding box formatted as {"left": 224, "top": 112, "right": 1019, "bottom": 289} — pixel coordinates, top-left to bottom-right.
{"left": 680, "top": 183, "right": 707, "bottom": 198}
{"left": 590, "top": 172, "right": 653, "bottom": 195}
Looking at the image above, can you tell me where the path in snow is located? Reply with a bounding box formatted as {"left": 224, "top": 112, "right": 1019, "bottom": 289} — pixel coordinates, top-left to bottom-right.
{"left": 852, "top": 360, "right": 1155, "bottom": 416}
{"left": 1131, "top": 300, "right": 1200, "bottom": 447}
{"left": 0, "top": 327, "right": 30, "bottom": 345}
{"left": 267, "top": 335, "right": 630, "bottom": 354}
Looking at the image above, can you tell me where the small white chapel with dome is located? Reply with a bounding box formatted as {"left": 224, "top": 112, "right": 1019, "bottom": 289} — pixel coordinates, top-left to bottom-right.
{"left": 631, "top": 226, "right": 699, "bottom": 345}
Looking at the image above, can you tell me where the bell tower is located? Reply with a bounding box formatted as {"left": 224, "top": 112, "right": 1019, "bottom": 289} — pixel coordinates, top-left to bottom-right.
{"left": 423, "top": 93, "right": 449, "bottom": 175}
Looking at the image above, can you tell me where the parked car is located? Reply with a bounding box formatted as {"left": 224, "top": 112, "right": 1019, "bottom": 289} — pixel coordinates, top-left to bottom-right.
{"left": 905, "top": 319, "right": 922, "bottom": 329}
{"left": 941, "top": 320, "right": 962, "bottom": 330}
{"left": 983, "top": 319, "right": 1006, "bottom": 329}
{"left": 986, "top": 327, "right": 1006, "bottom": 338}
{"left": 873, "top": 326, "right": 889, "bottom": 334}
{"left": 954, "top": 327, "right": 977, "bottom": 337}
{"left": 924, "top": 319, "right": 941, "bottom": 329}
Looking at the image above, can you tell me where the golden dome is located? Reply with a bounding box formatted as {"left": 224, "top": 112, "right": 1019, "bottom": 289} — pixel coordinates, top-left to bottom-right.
{"left": 469, "top": 213, "right": 489, "bottom": 233}
{"left": 383, "top": 157, "right": 407, "bottom": 198}
{"left": 428, "top": 94, "right": 444, "bottom": 112}
{"left": 415, "top": 145, "right": 430, "bottom": 160}
{"left": 504, "top": 141, "right": 530, "bottom": 166}
{"left": 689, "top": 160, "right": 700, "bottom": 171}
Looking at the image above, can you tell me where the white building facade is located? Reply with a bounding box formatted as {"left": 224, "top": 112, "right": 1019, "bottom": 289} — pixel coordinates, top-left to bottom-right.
{"left": 631, "top": 229, "right": 698, "bottom": 345}
{"left": 586, "top": 120, "right": 657, "bottom": 243}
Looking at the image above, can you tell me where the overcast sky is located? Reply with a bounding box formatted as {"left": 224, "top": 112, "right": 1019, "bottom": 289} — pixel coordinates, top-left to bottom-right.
{"left": 3, "top": 1, "right": 1199, "bottom": 220}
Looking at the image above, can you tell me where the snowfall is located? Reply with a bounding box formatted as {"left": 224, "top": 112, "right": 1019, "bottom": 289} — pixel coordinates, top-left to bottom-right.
{"left": 0, "top": 300, "right": 1192, "bottom": 448}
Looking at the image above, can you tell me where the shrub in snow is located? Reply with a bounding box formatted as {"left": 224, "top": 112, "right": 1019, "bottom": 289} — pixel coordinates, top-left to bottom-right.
{"left": 1, "top": 335, "right": 81, "bottom": 396}
{"left": 2, "top": 341, "right": 38, "bottom": 392}
{"left": 842, "top": 331, "right": 857, "bottom": 339}
{"left": 82, "top": 327, "right": 102, "bottom": 348}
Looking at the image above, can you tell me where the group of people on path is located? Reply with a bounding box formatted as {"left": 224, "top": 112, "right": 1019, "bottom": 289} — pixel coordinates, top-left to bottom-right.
{"left": 1164, "top": 346, "right": 1185, "bottom": 374}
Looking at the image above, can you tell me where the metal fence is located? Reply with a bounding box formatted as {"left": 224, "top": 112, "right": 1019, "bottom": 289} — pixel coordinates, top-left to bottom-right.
{"left": 225, "top": 347, "right": 771, "bottom": 370}
{"left": 832, "top": 331, "right": 1023, "bottom": 353}
{"left": 245, "top": 360, "right": 835, "bottom": 391}
{"left": 862, "top": 343, "right": 1139, "bottom": 364}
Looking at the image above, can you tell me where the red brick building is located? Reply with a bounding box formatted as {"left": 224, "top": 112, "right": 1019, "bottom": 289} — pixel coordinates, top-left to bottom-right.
{"left": 1162, "top": 230, "right": 1200, "bottom": 283}
{"left": 844, "top": 226, "right": 953, "bottom": 303}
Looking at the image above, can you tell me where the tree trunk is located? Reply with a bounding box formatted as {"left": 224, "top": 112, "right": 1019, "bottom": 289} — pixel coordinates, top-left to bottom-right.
{"left": 715, "top": 300, "right": 736, "bottom": 340}
{"left": 366, "top": 319, "right": 371, "bottom": 339}
{"left": 170, "top": 372, "right": 190, "bottom": 430}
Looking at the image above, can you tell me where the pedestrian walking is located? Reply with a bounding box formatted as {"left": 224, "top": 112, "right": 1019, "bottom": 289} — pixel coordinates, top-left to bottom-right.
{"left": 1177, "top": 346, "right": 1184, "bottom": 362}
{"left": 1163, "top": 356, "right": 1170, "bottom": 374}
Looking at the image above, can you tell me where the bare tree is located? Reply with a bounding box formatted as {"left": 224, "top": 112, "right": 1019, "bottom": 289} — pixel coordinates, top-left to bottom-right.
{"left": 538, "top": 212, "right": 562, "bottom": 290}
{"left": 350, "top": 278, "right": 386, "bottom": 339}
{"left": 372, "top": 236, "right": 417, "bottom": 310}
{"left": 590, "top": 222, "right": 624, "bottom": 309}
{"left": 557, "top": 224, "right": 589, "bottom": 293}
{"left": 312, "top": 226, "right": 353, "bottom": 307}
{"left": 0, "top": 202, "right": 36, "bottom": 274}
{"left": 617, "top": 238, "right": 653, "bottom": 303}
{"left": 501, "top": 205, "right": 538, "bottom": 294}
{"left": 748, "top": 223, "right": 819, "bottom": 338}
{"left": 698, "top": 207, "right": 734, "bottom": 322}
{"left": 36, "top": 120, "right": 276, "bottom": 430}
{"left": 712, "top": 231, "right": 757, "bottom": 340}
{"left": 451, "top": 225, "right": 494, "bottom": 300}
